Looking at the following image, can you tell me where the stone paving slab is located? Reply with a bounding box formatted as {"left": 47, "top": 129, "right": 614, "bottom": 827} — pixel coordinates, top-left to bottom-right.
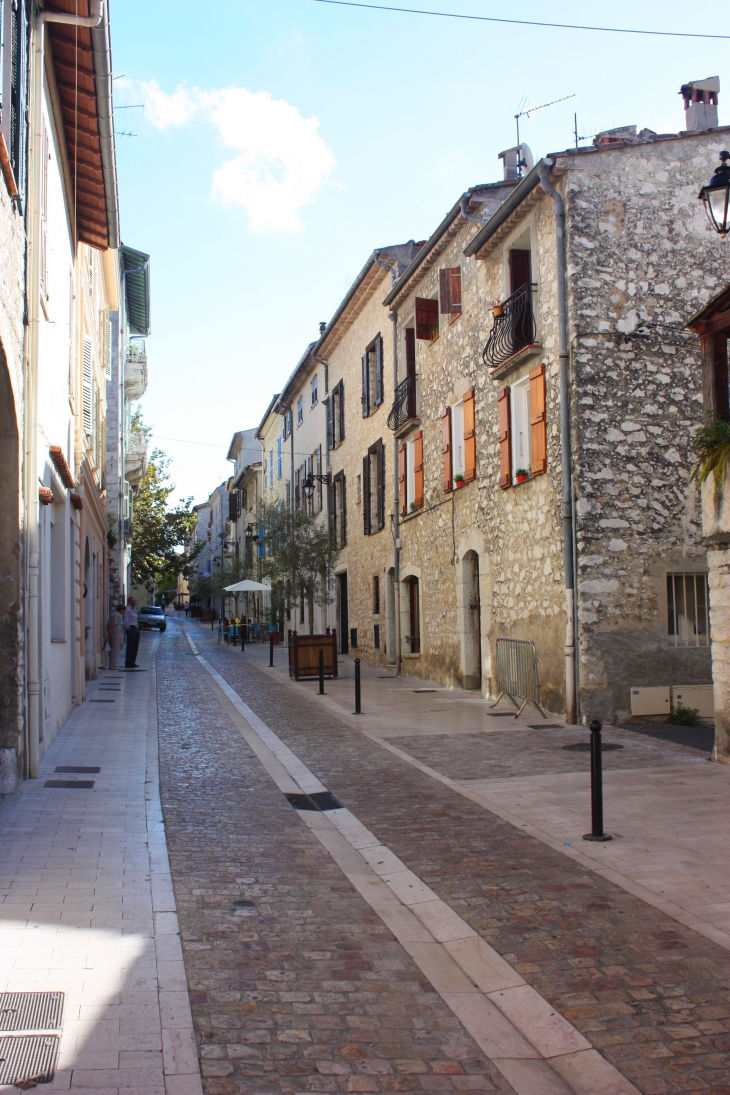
{"left": 0, "top": 634, "right": 202, "bottom": 1095}
{"left": 182, "top": 622, "right": 730, "bottom": 1095}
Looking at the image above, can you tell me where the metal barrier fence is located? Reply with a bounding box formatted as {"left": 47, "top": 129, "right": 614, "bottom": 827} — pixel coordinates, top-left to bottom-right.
{"left": 491, "top": 638, "right": 547, "bottom": 718}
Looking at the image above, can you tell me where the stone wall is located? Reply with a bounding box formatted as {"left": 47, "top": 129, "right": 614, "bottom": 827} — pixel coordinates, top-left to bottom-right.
{"left": 560, "top": 131, "right": 723, "bottom": 720}
{"left": 0, "top": 180, "right": 27, "bottom": 791}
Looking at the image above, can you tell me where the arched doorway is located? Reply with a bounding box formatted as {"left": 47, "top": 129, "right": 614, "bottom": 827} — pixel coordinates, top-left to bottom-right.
{"left": 0, "top": 348, "right": 21, "bottom": 793}
{"left": 462, "top": 550, "right": 481, "bottom": 690}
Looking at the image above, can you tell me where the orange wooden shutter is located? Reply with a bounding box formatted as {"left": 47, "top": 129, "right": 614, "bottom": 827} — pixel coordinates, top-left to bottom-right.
{"left": 463, "top": 388, "right": 476, "bottom": 482}
{"left": 398, "top": 442, "right": 407, "bottom": 516}
{"left": 440, "top": 408, "right": 452, "bottom": 492}
{"left": 414, "top": 430, "right": 424, "bottom": 508}
{"left": 497, "top": 387, "right": 511, "bottom": 489}
{"left": 529, "top": 364, "right": 547, "bottom": 475}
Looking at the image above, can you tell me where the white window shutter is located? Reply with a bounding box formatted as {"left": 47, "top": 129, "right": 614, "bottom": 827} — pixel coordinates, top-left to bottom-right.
{"left": 82, "top": 335, "right": 93, "bottom": 435}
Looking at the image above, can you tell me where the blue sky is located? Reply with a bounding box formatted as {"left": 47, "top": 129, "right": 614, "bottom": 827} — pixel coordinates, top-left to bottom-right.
{"left": 111, "top": 0, "right": 730, "bottom": 505}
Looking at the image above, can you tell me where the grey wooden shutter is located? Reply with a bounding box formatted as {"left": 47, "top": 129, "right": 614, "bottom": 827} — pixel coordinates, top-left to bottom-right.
{"left": 375, "top": 336, "right": 384, "bottom": 406}
{"left": 376, "top": 440, "right": 385, "bottom": 530}
{"left": 363, "top": 455, "right": 371, "bottom": 536}
{"left": 328, "top": 479, "right": 336, "bottom": 541}
{"left": 325, "top": 396, "right": 334, "bottom": 451}
{"left": 316, "top": 445, "right": 323, "bottom": 513}
{"left": 338, "top": 381, "right": 345, "bottom": 441}
{"left": 361, "top": 354, "right": 369, "bottom": 417}
{"left": 82, "top": 335, "right": 93, "bottom": 435}
{"left": 339, "top": 475, "right": 346, "bottom": 546}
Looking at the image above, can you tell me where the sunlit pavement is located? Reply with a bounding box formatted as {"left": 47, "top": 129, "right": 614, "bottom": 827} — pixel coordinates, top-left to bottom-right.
{"left": 0, "top": 631, "right": 202, "bottom": 1095}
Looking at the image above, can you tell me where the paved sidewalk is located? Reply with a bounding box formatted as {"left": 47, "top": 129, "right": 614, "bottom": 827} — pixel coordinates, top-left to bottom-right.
{"left": 227, "top": 633, "right": 730, "bottom": 952}
{"left": 0, "top": 633, "right": 202, "bottom": 1095}
{"left": 182, "top": 620, "right": 730, "bottom": 1095}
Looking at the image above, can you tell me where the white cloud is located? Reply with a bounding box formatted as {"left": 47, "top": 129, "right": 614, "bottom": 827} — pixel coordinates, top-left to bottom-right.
{"left": 140, "top": 80, "right": 335, "bottom": 232}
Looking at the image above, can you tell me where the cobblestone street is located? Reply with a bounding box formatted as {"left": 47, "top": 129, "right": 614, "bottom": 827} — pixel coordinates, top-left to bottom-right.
{"left": 155, "top": 620, "right": 730, "bottom": 1095}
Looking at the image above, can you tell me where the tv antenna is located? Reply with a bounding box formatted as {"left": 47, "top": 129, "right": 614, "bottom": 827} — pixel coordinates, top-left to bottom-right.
{"left": 515, "top": 92, "right": 576, "bottom": 162}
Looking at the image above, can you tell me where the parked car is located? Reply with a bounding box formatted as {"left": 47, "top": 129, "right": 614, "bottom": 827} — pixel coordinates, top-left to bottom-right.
{"left": 138, "top": 605, "right": 166, "bottom": 632}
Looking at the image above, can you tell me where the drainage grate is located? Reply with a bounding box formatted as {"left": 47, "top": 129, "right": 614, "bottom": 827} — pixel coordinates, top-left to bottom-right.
{"left": 487, "top": 712, "right": 514, "bottom": 717}
{"left": 0, "top": 993, "right": 64, "bottom": 1032}
{"left": 562, "top": 742, "right": 624, "bottom": 752}
{"left": 285, "top": 791, "right": 343, "bottom": 812}
{"left": 55, "top": 767, "right": 100, "bottom": 774}
{"left": 529, "top": 724, "right": 565, "bottom": 729}
{"left": 0, "top": 1034, "right": 59, "bottom": 1085}
{"left": 44, "top": 780, "right": 95, "bottom": 789}
{"left": 309, "top": 791, "right": 343, "bottom": 812}
{"left": 413, "top": 689, "right": 437, "bottom": 693}
{"left": 90, "top": 699, "right": 115, "bottom": 703}
{"left": 285, "top": 792, "right": 318, "bottom": 811}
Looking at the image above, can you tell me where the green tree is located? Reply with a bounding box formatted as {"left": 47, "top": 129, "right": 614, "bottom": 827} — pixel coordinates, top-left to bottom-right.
{"left": 131, "top": 448, "right": 201, "bottom": 595}
{"left": 257, "top": 498, "right": 337, "bottom": 634}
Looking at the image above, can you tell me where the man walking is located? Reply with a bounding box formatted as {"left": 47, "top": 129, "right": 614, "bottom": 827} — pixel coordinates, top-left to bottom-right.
{"left": 124, "top": 597, "right": 140, "bottom": 668}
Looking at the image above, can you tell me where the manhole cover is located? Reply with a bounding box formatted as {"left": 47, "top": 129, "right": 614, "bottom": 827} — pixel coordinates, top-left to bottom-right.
{"left": 0, "top": 993, "right": 64, "bottom": 1032}
{"left": 44, "top": 780, "right": 95, "bottom": 789}
{"left": 562, "top": 742, "right": 624, "bottom": 752}
{"left": 55, "top": 767, "right": 100, "bottom": 774}
{"left": 285, "top": 792, "right": 318, "bottom": 811}
{"left": 0, "top": 1035, "right": 59, "bottom": 1085}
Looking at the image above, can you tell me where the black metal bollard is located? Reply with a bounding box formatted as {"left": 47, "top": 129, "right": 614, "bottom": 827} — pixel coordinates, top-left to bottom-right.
{"left": 582, "top": 719, "right": 612, "bottom": 842}
{"left": 241, "top": 628, "right": 245, "bottom": 653}
{"left": 318, "top": 648, "right": 325, "bottom": 695}
{"left": 354, "top": 658, "right": 361, "bottom": 714}
{"left": 269, "top": 632, "right": 274, "bottom": 667}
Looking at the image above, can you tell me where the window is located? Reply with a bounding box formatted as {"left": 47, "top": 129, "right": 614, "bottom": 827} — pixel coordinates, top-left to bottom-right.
{"left": 311, "top": 373, "right": 318, "bottom": 406}
{"left": 277, "top": 436, "right": 282, "bottom": 479}
{"left": 82, "top": 335, "right": 93, "bottom": 437}
{"left": 439, "top": 391, "right": 475, "bottom": 493}
{"left": 374, "top": 624, "right": 380, "bottom": 649}
{"left": 498, "top": 367, "right": 546, "bottom": 488}
{"left": 415, "top": 297, "right": 439, "bottom": 341}
{"left": 1, "top": 0, "right": 26, "bottom": 190}
{"left": 511, "top": 377, "right": 530, "bottom": 477}
{"left": 439, "top": 267, "right": 462, "bottom": 319}
{"left": 373, "top": 576, "right": 380, "bottom": 615}
{"left": 361, "top": 335, "right": 384, "bottom": 418}
{"left": 327, "top": 381, "right": 345, "bottom": 450}
{"left": 269, "top": 448, "right": 274, "bottom": 490}
{"left": 363, "top": 439, "right": 385, "bottom": 535}
{"left": 400, "top": 431, "right": 424, "bottom": 515}
{"left": 667, "top": 574, "right": 710, "bottom": 647}
{"left": 406, "top": 577, "right": 420, "bottom": 654}
{"left": 331, "top": 472, "right": 346, "bottom": 548}
{"left": 297, "top": 395, "right": 303, "bottom": 426}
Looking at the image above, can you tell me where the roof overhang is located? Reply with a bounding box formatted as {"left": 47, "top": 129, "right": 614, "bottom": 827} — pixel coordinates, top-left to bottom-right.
{"left": 686, "top": 283, "right": 730, "bottom": 334}
{"left": 256, "top": 394, "right": 281, "bottom": 441}
{"left": 121, "top": 246, "right": 150, "bottom": 335}
{"left": 46, "top": 1, "right": 119, "bottom": 250}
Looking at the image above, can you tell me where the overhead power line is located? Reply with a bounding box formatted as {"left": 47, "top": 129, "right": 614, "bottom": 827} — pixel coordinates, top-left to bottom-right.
{"left": 310, "top": 0, "right": 730, "bottom": 40}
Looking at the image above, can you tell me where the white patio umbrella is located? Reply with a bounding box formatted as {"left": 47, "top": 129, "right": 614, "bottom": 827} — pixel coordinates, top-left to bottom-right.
{"left": 224, "top": 580, "right": 271, "bottom": 592}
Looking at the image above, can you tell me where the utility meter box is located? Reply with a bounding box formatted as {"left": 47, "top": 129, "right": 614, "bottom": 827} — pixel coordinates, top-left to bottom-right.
{"left": 630, "top": 686, "right": 670, "bottom": 717}
{"left": 671, "top": 685, "right": 714, "bottom": 719}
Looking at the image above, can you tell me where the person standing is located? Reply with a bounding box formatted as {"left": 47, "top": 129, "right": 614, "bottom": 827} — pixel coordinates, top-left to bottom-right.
{"left": 124, "top": 597, "right": 140, "bottom": 668}
{"left": 106, "top": 603, "right": 125, "bottom": 669}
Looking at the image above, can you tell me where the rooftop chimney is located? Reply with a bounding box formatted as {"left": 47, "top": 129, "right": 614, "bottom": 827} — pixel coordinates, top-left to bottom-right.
{"left": 319, "top": 321, "right": 326, "bottom": 334}
{"left": 680, "top": 77, "right": 719, "bottom": 132}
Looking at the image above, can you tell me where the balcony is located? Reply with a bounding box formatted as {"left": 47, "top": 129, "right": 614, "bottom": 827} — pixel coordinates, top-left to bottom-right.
{"left": 482, "top": 284, "right": 538, "bottom": 371}
{"left": 124, "top": 426, "right": 150, "bottom": 488}
{"left": 387, "top": 373, "right": 418, "bottom": 433}
{"left": 124, "top": 344, "right": 148, "bottom": 401}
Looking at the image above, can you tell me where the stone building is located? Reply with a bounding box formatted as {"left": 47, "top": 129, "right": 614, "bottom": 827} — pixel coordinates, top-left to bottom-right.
{"left": 374, "top": 86, "right": 726, "bottom": 721}
{"left": 315, "top": 242, "right": 422, "bottom": 656}
{"left": 687, "top": 283, "right": 730, "bottom": 763}
{"left": 227, "top": 427, "right": 263, "bottom": 584}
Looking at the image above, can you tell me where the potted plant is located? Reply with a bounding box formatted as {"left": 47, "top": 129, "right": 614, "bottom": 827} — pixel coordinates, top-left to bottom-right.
{"left": 489, "top": 298, "right": 504, "bottom": 318}
{"left": 515, "top": 468, "right": 530, "bottom": 484}
{"left": 454, "top": 473, "right": 465, "bottom": 488}
{"left": 410, "top": 501, "right": 416, "bottom": 511}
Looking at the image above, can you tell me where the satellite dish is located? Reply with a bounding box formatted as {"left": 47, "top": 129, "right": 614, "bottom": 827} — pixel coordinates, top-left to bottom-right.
{"left": 520, "top": 143, "right": 534, "bottom": 172}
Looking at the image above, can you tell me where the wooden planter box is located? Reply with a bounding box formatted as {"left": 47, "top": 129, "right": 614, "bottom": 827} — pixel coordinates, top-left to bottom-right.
{"left": 288, "top": 630, "right": 338, "bottom": 680}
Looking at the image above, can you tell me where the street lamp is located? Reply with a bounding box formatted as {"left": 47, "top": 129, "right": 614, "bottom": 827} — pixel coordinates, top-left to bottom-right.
{"left": 302, "top": 472, "right": 330, "bottom": 500}
{"left": 699, "top": 150, "right": 730, "bottom": 238}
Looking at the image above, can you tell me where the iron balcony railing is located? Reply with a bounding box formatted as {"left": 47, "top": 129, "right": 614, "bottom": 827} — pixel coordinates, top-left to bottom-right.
{"left": 387, "top": 373, "right": 417, "bottom": 432}
{"left": 482, "top": 283, "right": 537, "bottom": 369}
